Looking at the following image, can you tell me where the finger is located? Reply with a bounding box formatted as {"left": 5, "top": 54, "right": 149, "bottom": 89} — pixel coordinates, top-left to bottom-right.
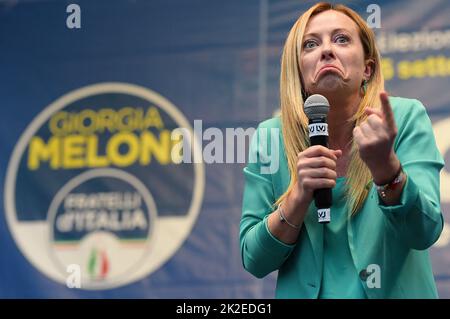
{"left": 299, "top": 168, "right": 337, "bottom": 180}
{"left": 365, "top": 107, "right": 383, "bottom": 118}
{"left": 303, "top": 178, "right": 337, "bottom": 190}
{"left": 359, "top": 122, "right": 375, "bottom": 139}
{"left": 301, "top": 156, "right": 337, "bottom": 170}
{"left": 380, "top": 92, "right": 396, "bottom": 130}
{"left": 302, "top": 145, "right": 338, "bottom": 160}
{"left": 366, "top": 114, "right": 384, "bottom": 131}
{"left": 353, "top": 126, "right": 365, "bottom": 144}
{"left": 332, "top": 149, "right": 342, "bottom": 158}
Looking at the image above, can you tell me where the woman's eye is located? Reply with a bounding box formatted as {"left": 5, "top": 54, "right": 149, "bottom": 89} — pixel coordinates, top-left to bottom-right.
{"left": 335, "top": 35, "right": 349, "bottom": 44}
{"left": 303, "top": 40, "right": 317, "bottom": 49}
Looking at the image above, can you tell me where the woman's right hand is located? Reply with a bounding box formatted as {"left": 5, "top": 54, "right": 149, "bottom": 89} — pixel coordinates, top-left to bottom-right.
{"left": 292, "top": 145, "right": 342, "bottom": 205}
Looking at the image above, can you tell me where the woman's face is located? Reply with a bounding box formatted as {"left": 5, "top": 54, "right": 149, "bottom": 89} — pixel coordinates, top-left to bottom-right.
{"left": 300, "top": 10, "right": 372, "bottom": 98}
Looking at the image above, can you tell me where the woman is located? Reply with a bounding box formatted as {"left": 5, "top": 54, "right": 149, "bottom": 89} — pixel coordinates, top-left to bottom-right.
{"left": 240, "top": 2, "right": 445, "bottom": 298}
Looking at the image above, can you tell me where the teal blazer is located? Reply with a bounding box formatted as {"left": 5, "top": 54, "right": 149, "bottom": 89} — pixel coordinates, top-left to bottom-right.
{"left": 240, "top": 97, "right": 445, "bottom": 298}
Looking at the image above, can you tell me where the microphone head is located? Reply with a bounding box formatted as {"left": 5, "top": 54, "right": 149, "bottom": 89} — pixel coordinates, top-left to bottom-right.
{"left": 303, "top": 94, "right": 330, "bottom": 120}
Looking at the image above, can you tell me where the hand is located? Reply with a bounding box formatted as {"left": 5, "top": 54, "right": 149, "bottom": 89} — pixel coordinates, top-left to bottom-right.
{"left": 293, "top": 145, "right": 342, "bottom": 205}
{"left": 353, "top": 92, "right": 400, "bottom": 184}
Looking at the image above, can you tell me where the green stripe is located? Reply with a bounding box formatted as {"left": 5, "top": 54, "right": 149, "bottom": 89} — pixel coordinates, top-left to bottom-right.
{"left": 88, "top": 248, "right": 97, "bottom": 276}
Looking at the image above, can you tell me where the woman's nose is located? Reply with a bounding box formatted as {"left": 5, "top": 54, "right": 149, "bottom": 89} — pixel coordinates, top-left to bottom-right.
{"left": 320, "top": 41, "right": 335, "bottom": 60}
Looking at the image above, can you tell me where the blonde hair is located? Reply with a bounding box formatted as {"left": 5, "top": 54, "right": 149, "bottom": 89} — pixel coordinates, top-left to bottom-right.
{"left": 276, "top": 2, "right": 384, "bottom": 216}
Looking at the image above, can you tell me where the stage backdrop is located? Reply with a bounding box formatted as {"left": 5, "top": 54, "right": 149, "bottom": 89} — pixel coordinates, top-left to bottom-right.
{"left": 1, "top": 0, "right": 449, "bottom": 298}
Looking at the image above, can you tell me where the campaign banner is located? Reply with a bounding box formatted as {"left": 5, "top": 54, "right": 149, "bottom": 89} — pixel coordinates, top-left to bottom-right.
{"left": 0, "top": 0, "right": 449, "bottom": 298}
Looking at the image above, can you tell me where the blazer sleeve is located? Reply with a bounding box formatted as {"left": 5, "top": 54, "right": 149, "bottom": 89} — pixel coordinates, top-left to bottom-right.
{"left": 239, "top": 123, "right": 296, "bottom": 278}
{"left": 379, "top": 98, "right": 445, "bottom": 250}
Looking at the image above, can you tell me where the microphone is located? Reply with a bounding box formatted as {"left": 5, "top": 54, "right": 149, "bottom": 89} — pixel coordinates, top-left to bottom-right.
{"left": 303, "top": 94, "right": 332, "bottom": 223}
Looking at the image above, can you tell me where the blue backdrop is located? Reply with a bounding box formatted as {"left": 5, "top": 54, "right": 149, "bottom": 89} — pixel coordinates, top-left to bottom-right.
{"left": 0, "top": 0, "right": 449, "bottom": 298}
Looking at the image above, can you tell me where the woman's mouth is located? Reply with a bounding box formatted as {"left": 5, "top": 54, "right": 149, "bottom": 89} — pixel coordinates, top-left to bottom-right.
{"left": 315, "top": 65, "right": 342, "bottom": 80}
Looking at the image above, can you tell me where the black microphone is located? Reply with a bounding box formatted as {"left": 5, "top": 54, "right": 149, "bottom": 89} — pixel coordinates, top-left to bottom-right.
{"left": 303, "top": 94, "right": 332, "bottom": 223}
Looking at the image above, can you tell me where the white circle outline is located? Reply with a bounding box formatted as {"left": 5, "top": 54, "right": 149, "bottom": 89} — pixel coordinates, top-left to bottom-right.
{"left": 47, "top": 168, "right": 158, "bottom": 289}
{"left": 4, "top": 82, "right": 205, "bottom": 287}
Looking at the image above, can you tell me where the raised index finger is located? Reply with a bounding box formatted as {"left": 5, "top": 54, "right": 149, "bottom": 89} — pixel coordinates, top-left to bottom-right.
{"left": 380, "top": 91, "right": 396, "bottom": 130}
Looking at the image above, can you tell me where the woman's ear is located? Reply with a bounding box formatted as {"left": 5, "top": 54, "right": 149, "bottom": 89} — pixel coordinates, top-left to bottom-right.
{"left": 363, "top": 59, "right": 375, "bottom": 81}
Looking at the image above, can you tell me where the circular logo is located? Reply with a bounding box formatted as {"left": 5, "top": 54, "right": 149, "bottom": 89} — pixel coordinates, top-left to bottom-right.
{"left": 4, "top": 82, "right": 204, "bottom": 289}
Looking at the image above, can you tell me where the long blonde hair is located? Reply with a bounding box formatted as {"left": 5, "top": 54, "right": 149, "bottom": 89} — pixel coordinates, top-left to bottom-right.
{"left": 277, "top": 2, "right": 384, "bottom": 216}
